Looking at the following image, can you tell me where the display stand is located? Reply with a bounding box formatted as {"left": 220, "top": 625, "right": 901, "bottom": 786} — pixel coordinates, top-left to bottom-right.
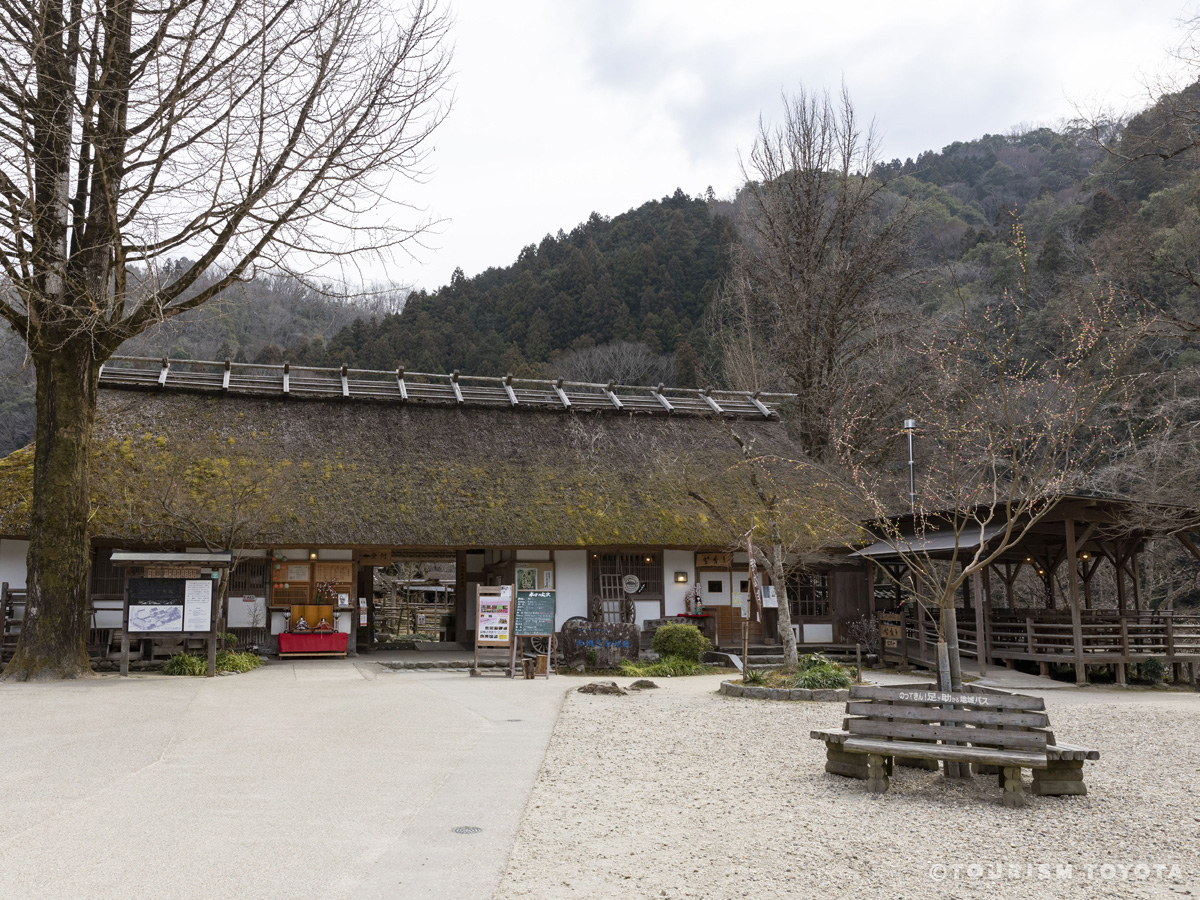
{"left": 472, "top": 584, "right": 514, "bottom": 675}
{"left": 511, "top": 589, "right": 556, "bottom": 679}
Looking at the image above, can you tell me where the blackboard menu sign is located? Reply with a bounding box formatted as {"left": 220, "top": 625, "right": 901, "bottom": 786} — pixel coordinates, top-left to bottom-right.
{"left": 514, "top": 590, "right": 555, "bottom": 636}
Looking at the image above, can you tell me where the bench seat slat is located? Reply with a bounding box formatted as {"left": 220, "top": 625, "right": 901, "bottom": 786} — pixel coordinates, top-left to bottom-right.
{"left": 810, "top": 729, "right": 849, "bottom": 743}
{"left": 842, "top": 738, "right": 1048, "bottom": 769}
{"left": 844, "top": 701, "right": 1051, "bottom": 729}
{"left": 850, "top": 684, "right": 1046, "bottom": 711}
{"left": 1046, "top": 742, "right": 1101, "bottom": 761}
{"left": 845, "top": 718, "right": 1048, "bottom": 750}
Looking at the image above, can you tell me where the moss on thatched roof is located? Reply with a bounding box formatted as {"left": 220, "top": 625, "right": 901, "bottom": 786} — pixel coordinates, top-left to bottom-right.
{"left": 0, "top": 387, "right": 851, "bottom": 548}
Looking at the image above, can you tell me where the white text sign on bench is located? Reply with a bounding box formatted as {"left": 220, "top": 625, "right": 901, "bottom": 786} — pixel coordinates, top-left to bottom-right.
{"left": 896, "top": 690, "right": 990, "bottom": 705}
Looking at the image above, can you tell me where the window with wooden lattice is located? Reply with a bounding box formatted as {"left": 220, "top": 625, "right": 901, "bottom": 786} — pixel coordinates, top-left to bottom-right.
{"left": 789, "top": 572, "right": 830, "bottom": 619}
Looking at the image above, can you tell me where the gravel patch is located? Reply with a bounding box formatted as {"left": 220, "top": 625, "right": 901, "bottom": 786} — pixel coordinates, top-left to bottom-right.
{"left": 494, "top": 677, "right": 1200, "bottom": 900}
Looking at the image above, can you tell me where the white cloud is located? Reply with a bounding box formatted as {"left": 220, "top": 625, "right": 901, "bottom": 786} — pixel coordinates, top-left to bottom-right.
{"left": 378, "top": 0, "right": 1193, "bottom": 292}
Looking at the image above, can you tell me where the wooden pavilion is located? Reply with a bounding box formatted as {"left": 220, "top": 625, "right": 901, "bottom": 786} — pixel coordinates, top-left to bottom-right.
{"left": 854, "top": 495, "right": 1200, "bottom": 685}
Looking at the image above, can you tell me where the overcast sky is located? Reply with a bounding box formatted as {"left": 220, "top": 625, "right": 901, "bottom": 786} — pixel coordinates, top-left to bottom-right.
{"left": 383, "top": 0, "right": 1195, "bottom": 293}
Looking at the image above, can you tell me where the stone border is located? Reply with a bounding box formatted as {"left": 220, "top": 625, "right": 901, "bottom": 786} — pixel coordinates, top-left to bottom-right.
{"left": 719, "top": 680, "right": 850, "bottom": 702}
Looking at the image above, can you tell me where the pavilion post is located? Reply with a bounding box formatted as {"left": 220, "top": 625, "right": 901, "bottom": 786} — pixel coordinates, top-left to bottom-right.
{"left": 1131, "top": 550, "right": 1143, "bottom": 613}
{"left": 972, "top": 570, "right": 987, "bottom": 674}
{"left": 1114, "top": 546, "right": 1127, "bottom": 614}
{"left": 866, "top": 566, "right": 876, "bottom": 621}
{"left": 1064, "top": 518, "right": 1086, "bottom": 685}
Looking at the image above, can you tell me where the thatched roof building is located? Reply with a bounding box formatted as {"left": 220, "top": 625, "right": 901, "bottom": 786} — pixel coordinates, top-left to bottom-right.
{"left": 0, "top": 359, "right": 884, "bottom": 657}
{"left": 0, "top": 358, "right": 840, "bottom": 549}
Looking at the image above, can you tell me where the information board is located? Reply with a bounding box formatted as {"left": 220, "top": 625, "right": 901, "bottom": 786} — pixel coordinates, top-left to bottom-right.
{"left": 514, "top": 590, "right": 555, "bottom": 636}
{"left": 182, "top": 579, "right": 214, "bottom": 632}
{"left": 476, "top": 585, "right": 513, "bottom": 646}
{"left": 127, "top": 577, "right": 185, "bottom": 632}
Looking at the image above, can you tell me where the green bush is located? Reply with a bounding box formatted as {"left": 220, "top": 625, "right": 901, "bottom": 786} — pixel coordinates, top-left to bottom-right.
{"left": 619, "top": 655, "right": 707, "bottom": 677}
{"left": 741, "top": 668, "right": 767, "bottom": 685}
{"left": 1140, "top": 657, "right": 1168, "bottom": 684}
{"left": 651, "top": 624, "right": 711, "bottom": 662}
{"left": 792, "top": 663, "right": 853, "bottom": 690}
{"left": 216, "top": 650, "right": 263, "bottom": 674}
{"left": 790, "top": 654, "right": 854, "bottom": 689}
{"left": 163, "top": 649, "right": 263, "bottom": 676}
{"left": 163, "top": 652, "right": 207, "bottom": 676}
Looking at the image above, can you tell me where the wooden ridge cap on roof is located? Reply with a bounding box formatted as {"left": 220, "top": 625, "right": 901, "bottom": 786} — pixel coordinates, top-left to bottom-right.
{"left": 98, "top": 356, "right": 794, "bottom": 419}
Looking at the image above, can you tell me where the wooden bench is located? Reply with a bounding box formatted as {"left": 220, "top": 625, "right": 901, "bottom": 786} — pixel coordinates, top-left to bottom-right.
{"left": 810, "top": 684, "right": 1099, "bottom": 808}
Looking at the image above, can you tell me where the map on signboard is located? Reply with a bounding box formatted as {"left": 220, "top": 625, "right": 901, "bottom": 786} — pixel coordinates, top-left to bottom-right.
{"left": 129, "top": 604, "right": 183, "bottom": 632}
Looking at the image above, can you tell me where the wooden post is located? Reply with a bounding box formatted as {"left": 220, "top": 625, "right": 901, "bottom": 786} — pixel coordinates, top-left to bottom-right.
{"left": 120, "top": 582, "right": 131, "bottom": 677}
{"left": 1117, "top": 616, "right": 1129, "bottom": 684}
{"left": 1131, "top": 550, "right": 1143, "bottom": 612}
{"left": 972, "top": 570, "right": 987, "bottom": 674}
{"left": 207, "top": 578, "right": 218, "bottom": 678}
{"left": 1114, "top": 546, "right": 1127, "bottom": 614}
{"left": 866, "top": 566, "right": 876, "bottom": 620}
{"left": 1064, "top": 519, "right": 1086, "bottom": 685}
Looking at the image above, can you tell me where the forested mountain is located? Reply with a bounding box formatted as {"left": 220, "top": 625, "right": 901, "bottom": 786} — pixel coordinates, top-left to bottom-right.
{"left": 316, "top": 188, "right": 733, "bottom": 381}
{"left": 5, "top": 81, "right": 1200, "bottom": 460}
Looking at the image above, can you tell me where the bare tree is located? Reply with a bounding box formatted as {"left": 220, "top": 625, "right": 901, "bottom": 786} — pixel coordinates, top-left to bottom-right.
{"left": 716, "top": 84, "right": 918, "bottom": 464}
{"left": 688, "top": 423, "right": 860, "bottom": 672}
{"left": 554, "top": 341, "right": 675, "bottom": 388}
{"left": 842, "top": 221, "right": 1145, "bottom": 689}
{"left": 0, "top": 0, "right": 451, "bottom": 679}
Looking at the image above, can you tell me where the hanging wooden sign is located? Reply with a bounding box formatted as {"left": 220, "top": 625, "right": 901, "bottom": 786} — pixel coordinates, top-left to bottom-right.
{"left": 696, "top": 552, "right": 732, "bottom": 569}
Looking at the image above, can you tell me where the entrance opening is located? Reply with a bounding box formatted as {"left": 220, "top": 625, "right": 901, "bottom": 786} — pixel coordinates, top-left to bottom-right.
{"left": 371, "top": 554, "right": 457, "bottom": 646}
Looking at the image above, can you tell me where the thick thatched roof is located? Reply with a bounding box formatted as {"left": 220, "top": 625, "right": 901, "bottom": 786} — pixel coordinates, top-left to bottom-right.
{"left": 0, "top": 383, "right": 850, "bottom": 549}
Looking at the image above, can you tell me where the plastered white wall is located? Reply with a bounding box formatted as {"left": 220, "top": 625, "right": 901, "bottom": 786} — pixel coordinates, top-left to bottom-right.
{"left": 663, "top": 549, "right": 695, "bottom": 616}
{"left": 554, "top": 550, "right": 587, "bottom": 629}
{"left": 0, "top": 539, "right": 28, "bottom": 589}
{"left": 516, "top": 549, "right": 551, "bottom": 561}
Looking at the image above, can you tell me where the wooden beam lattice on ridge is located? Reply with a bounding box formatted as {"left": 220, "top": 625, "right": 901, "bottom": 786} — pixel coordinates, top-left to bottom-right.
{"left": 98, "top": 356, "right": 793, "bottom": 419}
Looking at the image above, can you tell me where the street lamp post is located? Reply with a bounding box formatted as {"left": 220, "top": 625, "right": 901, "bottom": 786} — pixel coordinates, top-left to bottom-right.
{"left": 903, "top": 418, "right": 916, "bottom": 515}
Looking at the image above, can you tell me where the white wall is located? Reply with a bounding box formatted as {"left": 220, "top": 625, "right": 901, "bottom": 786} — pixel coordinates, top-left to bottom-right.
{"left": 516, "top": 549, "right": 551, "bottom": 561}
{"left": 554, "top": 550, "right": 587, "bottom": 629}
{"left": 228, "top": 595, "right": 268, "bottom": 627}
{"left": 663, "top": 550, "right": 695, "bottom": 617}
{"left": 0, "top": 539, "right": 28, "bottom": 590}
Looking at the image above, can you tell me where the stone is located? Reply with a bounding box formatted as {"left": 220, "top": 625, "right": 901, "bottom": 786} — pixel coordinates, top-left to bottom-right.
{"left": 810, "top": 689, "right": 839, "bottom": 702}
{"left": 628, "top": 680, "right": 659, "bottom": 690}
{"left": 577, "top": 681, "right": 627, "bottom": 696}
{"left": 789, "top": 688, "right": 812, "bottom": 701}
{"left": 741, "top": 686, "right": 768, "bottom": 699}
{"left": 720, "top": 682, "right": 743, "bottom": 697}
{"left": 767, "top": 688, "right": 790, "bottom": 701}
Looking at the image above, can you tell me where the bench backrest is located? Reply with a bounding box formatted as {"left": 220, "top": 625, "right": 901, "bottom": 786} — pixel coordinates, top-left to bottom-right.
{"left": 845, "top": 685, "right": 1052, "bottom": 751}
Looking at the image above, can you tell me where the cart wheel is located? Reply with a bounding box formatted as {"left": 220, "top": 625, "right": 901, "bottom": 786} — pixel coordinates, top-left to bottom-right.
{"left": 525, "top": 635, "right": 550, "bottom": 656}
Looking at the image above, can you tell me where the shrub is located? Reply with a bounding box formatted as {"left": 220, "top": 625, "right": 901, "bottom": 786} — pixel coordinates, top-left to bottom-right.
{"left": 790, "top": 654, "right": 854, "bottom": 689}
{"left": 163, "top": 652, "right": 207, "bottom": 676}
{"left": 619, "top": 655, "right": 706, "bottom": 677}
{"left": 742, "top": 668, "right": 767, "bottom": 685}
{"left": 651, "top": 624, "right": 711, "bottom": 662}
{"left": 216, "top": 650, "right": 264, "bottom": 674}
{"left": 163, "top": 649, "right": 263, "bottom": 676}
{"left": 1140, "top": 657, "right": 1168, "bottom": 684}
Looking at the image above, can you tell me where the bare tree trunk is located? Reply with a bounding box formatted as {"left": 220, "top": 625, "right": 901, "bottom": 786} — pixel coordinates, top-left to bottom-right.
{"left": 940, "top": 603, "right": 964, "bottom": 692}
{"left": 769, "top": 539, "right": 798, "bottom": 670}
{"left": 3, "top": 343, "right": 100, "bottom": 680}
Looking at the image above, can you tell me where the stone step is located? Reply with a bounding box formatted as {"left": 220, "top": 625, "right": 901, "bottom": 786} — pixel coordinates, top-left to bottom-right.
{"left": 381, "top": 659, "right": 508, "bottom": 670}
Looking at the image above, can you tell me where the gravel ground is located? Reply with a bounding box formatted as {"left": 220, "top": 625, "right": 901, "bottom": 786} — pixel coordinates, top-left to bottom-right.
{"left": 493, "top": 676, "right": 1200, "bottom": 900}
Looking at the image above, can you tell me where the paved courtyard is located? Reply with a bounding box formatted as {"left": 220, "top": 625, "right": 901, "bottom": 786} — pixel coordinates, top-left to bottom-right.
{"left": 0, "top": 658, "right": 566, "bottom": 900}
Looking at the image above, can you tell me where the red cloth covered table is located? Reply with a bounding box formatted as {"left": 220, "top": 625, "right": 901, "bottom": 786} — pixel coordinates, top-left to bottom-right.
{"left": 278, "top": 631, "right": 349, "bottom": 657}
